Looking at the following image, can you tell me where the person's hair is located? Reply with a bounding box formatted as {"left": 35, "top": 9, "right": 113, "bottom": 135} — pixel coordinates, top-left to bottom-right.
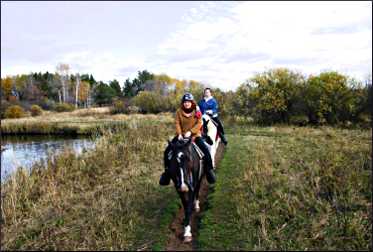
{"left": 204, "top": 87, "right": 212, "bottom": 93}
{"left": 202, "top": 87, "right": 212, "bottom": 99}
{"left": 180, "top": 100, "right": 196, "bottom": 110}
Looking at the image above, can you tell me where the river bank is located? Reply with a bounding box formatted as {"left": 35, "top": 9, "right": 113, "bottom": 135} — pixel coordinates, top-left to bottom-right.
{"left": 1, "top": 107, "right": 173, "bottom": 135}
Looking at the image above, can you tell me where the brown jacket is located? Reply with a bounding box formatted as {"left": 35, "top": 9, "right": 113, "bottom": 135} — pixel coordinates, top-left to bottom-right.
{"left": 175, "top": 108, "right": 202, "bottom": 137}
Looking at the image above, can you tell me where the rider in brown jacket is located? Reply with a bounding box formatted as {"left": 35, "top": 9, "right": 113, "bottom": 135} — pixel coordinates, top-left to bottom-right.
{"left": 159, "top": 93, "right": 216, "bottom": 186}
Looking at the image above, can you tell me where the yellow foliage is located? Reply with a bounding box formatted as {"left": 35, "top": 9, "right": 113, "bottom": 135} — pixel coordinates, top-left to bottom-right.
{"left": 1, "top": 77, "right": 13, "bottom": 99}
{"left": 78, "top": 81, "right": 90, "bottom": 102}
{"left": 4, "top": 105, "right": 25, "bottom": 118}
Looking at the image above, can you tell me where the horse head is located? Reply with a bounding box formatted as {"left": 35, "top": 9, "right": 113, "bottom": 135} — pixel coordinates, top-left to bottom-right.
{"left": 168, "top": 137, "right": 193, "bottom": 192}
{"left": 202, "top": 114, "right": 214, "bottom": 145}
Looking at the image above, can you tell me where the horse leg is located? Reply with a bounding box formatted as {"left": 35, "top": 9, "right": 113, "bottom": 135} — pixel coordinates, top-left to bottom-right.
{"left": 194, "top": 179, "right": 202, "bottom": 212}
{"left": 212, "top": 148, "right": 216, "bottom": 169}
{"left": 183, "top": 191, "right": 194, "bottom": 243}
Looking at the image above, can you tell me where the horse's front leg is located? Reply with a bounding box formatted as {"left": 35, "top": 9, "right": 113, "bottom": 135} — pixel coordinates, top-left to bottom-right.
{"left": 194, "top": 176, "right": 203, "bottom": 212}
{"left": 183, "top": 191, "right": 194, "bottom": 243}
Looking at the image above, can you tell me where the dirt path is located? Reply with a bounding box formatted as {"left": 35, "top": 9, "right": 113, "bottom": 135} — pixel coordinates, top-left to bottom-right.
{"left": 165, "top": 144, "right": 225, "bottom": 251}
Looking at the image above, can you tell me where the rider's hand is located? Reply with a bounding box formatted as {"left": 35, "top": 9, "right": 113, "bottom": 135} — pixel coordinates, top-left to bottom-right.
{"left": 178, "top": 134, "right": 183, "bottom": 140}
{"left": 184, "top": 131, "right": 191, "bottom": 138}
{"left": 206, "top": 110, "right": 213, "bottom": 115}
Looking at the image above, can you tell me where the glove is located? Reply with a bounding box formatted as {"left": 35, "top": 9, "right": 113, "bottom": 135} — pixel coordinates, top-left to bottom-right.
{"left": 206, "top": 110, "right": 213, "bottom": 115}
{"left": 184, "top": 131, "right": 191, "bottom": 138}
{"left": 195, "top": 111, "right": 202, "bottom": 119}
{"left": 178, "top": 134, "right": 183, "bottom": 140}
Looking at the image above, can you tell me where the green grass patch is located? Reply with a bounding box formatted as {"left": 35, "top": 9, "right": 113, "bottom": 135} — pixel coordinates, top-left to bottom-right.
{"left": 198, "top": 125, "right": 372, "bottom": 250}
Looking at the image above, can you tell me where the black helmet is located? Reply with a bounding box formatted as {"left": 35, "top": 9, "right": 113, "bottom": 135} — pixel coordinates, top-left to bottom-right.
{"left": 181, "top": 93, "right": 194, "bottom": 102}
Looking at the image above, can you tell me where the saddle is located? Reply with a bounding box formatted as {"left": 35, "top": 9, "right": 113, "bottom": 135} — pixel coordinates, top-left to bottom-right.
{"left": 167, "top": 138, "right": 204, "bottom": 161}
{"left": 192, "top": 142, "right": 205, "bottom": 159}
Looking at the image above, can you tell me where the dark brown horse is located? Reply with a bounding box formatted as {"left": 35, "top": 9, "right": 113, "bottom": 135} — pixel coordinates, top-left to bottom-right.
{"left": 167, "top": 137, "right": 204, "bottom": 242}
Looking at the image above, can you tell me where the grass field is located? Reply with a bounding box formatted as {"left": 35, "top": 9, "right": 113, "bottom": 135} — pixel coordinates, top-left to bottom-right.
{"left": 1, "top": 107, "right": 172, "bottom": 135}
{"left": 198, "top": 125, "right": 372, "bottom": 250}
{"left": 1, "top": 115, "right": 371, "bottom": 250}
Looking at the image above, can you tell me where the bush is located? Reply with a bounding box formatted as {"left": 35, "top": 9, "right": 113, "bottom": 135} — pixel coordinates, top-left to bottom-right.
{"left": 30, "top": 105, "right": 43, "bottom": 116}
{"left": 55, "top": 103, "right": 75, "bottom": 112}
{"left": 4, "top": 105, "right": 25, "bottom": 119}
{"left": 246, "top": 68, "right": 306, "bottom": 124}
{"left": 1, "top": 99, "right": 11, "bottom": 119}
{"left": 289, "top": 115, "right": 309, "bottom": 126}
{"left": 40, "top": 98, "right": 56, "bottom": 110}
{"left": 111, "top": 100, "right": 126, "bottom": 114}
{"left": 132, "top": 91, "right": 173, "bottom": 113}
{"left": 126, "top": 106, "right": 141, "bottom": 114}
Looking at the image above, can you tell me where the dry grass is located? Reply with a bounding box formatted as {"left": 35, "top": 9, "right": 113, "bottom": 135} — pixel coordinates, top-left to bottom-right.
{"left": 1, "top": 114, "right": 177, "bottom": 250}
{"left": 1, "top": 106, "right": 174, "bottom": 135}
{"left": 198, "top": 125, "right": 372, "bottom": 250}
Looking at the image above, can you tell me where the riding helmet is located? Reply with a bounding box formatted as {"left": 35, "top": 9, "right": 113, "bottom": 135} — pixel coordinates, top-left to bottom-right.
{"left": 181, "top": 93, "right": 194, "bottom": 102}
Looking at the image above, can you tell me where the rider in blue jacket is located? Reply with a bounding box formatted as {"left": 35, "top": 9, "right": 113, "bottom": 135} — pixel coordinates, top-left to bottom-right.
{"left": 198, "top": 88, "right": 228, "bottom": 145}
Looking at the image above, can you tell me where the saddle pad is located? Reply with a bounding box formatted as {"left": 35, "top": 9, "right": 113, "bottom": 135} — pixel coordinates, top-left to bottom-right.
{"left": 192, "top": 142, "right": 205, "bottom": 159}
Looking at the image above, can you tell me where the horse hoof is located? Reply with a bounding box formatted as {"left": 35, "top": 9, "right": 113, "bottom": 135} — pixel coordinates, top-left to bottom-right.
{"left": 184, "top": 236, "right": 192, "bottom": 243}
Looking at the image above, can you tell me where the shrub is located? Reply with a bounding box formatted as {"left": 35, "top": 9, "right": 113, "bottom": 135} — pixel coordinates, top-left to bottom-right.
{"left": 55, "top": 103, "right": 75, "bottom": 112}
{"left": 126, "top": 106, "right": 141, "bottom": 114}
{"left": 4, "top": 105, "right": 25, "bottom": 119}
{"left": 1, "top": 99, "right": 11, "bottom": 119}
{"left": 30, "top": 105, "right": 43, "bottom": 116}
{"left": 289, "top": 114, "right": 309, "bottom": 126}
{"left": 111, "top": 100, "right": 126, "bottom": 114}
{"left": 40, "top": 98, "right": 56, "bottom": 110}
{"left": 132, "top": 91, "right": 173, "bottom": 113}
{"left": 246, "top": 68, "right": 306, "bottom": 124}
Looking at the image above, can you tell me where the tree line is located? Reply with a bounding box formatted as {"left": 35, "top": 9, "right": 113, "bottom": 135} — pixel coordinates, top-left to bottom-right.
{"left": 1, "top": 65, "right": 371, "bottom": 127}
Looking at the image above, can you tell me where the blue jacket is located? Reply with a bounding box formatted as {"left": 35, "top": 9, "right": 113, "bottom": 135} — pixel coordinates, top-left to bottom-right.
{"left": 198, "top": 97, "right": 218, "bottom": 117}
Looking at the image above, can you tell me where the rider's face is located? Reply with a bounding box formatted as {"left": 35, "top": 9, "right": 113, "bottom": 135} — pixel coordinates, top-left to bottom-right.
{"left": 204, "top": 89, "right": 211, "bottom": 98}
{"left": 183, "top": 101, "right": 192, "bottom": 109}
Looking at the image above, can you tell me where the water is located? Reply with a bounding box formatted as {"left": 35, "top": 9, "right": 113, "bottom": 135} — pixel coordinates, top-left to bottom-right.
{"left": 1, "top": 135, "right": 96, "bottom": 182}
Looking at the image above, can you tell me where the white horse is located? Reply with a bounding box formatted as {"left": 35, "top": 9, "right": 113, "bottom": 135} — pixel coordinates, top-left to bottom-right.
{"left": 201, "top": 114, "right": 220, "bottom": 169}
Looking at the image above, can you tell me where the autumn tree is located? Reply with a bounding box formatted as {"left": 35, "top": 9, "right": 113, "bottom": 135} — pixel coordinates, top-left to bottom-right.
{"left": 246, "top": 68, "right": 305, "bottom": 124}
{"left": 304, "top": 71, "right": 352, "bottom": 124}
{"left": 78, "top": 81, "right": 90, "bottom": 107}
{"left": 1, "top": 77, "right": 13, "bottom": 100}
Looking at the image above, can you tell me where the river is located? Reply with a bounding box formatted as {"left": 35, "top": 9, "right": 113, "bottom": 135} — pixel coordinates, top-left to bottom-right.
{"left": 1, "top": 135, "right": 96, "bottom": 182}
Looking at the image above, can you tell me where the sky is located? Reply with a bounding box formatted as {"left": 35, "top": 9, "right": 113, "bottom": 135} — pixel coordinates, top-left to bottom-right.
{"left": 1, "top": 1, "right": 372, "bottom": 91}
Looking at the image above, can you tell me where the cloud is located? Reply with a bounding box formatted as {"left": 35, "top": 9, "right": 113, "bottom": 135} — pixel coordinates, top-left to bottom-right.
{"left": 1, "top": 1, "right": 371, "bottom": 91}
{"left": 150, "top": 1, "right": 372, "bottom": 90}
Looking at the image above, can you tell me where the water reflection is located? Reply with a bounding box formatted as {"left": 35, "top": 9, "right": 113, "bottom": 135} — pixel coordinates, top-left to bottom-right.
{"left": 1, "top": 135, "right": 96, "bottom": 182}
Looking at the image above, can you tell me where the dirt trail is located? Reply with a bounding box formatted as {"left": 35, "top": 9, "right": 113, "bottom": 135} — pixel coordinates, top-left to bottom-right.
{"left": 165, "top": 144, "right": 225, "bottom": 251}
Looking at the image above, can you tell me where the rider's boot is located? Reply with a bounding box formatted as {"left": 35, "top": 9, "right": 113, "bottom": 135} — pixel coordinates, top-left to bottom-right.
{"left": 205, "top": 161, "right": 216, "bottom": 184}
{"left": 159, "top": 150, "right": 171, "bottom": 186}
{"left": 220, "top": 132, "right": 228, "bottom": 146}
{"left": 159, "top": 170, "right": 171, "bottom": 186}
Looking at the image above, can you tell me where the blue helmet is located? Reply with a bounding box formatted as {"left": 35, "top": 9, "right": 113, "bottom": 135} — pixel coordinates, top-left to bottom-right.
{"left": 181, "top": 93, "right": 194, "bottom": 102}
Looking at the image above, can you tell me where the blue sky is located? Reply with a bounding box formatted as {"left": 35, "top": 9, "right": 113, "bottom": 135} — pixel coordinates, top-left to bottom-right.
{"left": 1, "top": 1, "right": 372, "bottom": 91}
